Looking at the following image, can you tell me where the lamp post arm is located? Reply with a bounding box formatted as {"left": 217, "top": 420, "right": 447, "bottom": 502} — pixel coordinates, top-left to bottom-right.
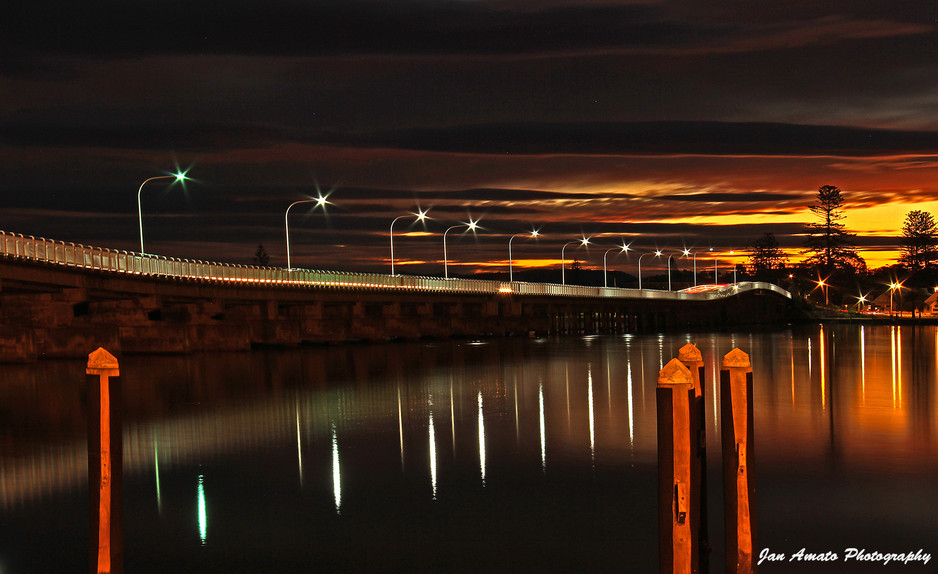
{"left": 285, "top": 199, "right": 317, "bottom": 271}
{"left": 389, "top": 215, "right": 405, "bottom": 276}
{"left": 508, "top": 235, "right": 517, "bottom": 283}
{"left": 443, "top": 225, "right": 459, "bottom": 279}
{"left": 638, "top": 253, "right": 646, "bottom": 290}
{"left": 137, "top": 175, "right": 174, "bottom": 254}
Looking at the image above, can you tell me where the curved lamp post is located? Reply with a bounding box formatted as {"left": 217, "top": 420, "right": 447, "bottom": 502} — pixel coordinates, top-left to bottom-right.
{"left": 137, "top": 172, "right": 187, "bottom": 254}
{"left": 667, "top": 254, "right": 674, "bottom": 291}
{"left": 561, "top": 237, "right": 590, "bottom": 286}
{"left": 389, "top": 209, "right": 429, "bottom": 275}
{"left": 637, "top": 250, "right": 662, "bottom": 290}
{"left": 443, "top": 219, "right": 479, "bottom": 279}
{"left": 508, "top": 229, "right": 539, "bottom": 282}
{"left": 284, "top": 194, "right": 328, "bottom": 270}
{"left": 666, "top": 251, "right": 688, "bottom": 291}
{"left": 603, "top": 243, "right": 629, "bottom": 288}
{"left": 682, "top": 249, "right": 697, "bottom": 286}
{"left": 711, "top": 249, "right": 736, "bottom": 284}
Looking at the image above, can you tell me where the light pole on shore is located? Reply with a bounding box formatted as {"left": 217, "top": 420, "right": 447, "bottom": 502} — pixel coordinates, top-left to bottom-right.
{"left": 137, "top": 172, "right": 187, "bottom": 254}
{"left": 390, "top": 209, "right": 429, "bottom": 276}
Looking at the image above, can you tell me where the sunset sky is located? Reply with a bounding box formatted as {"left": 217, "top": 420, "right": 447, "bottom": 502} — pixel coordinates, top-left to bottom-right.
{"left": 3, "top": 1, "right": 938, "bottom": 276}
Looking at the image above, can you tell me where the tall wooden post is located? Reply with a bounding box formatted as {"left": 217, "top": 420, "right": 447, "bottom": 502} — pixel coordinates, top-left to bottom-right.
{"left": 678, "top": 344, "right": 709, "bottom": 573}
{"left": 720, "top": 349, "right": 757, "bottom": 574}
{"left": 658, "top": 358, "right": 700, "bottom": 574}
{"left": 87, "top": 347, "right": 122, "bottom": 574}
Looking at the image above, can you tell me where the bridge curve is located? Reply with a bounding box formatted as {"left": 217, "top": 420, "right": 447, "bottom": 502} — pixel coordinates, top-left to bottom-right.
{"left": 0, "top": 231, "right": 793, "bottom": 361}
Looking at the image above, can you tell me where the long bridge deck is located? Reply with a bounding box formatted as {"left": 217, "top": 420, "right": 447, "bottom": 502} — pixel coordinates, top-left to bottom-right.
{"left": 0, "top": 231, "right": 793, "bottom": 361}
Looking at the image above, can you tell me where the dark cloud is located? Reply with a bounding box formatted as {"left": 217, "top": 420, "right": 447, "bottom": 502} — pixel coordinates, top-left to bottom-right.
{"left": 3, "top": 1, "right": 708, "bottom": 60}
{"left": 7, "top": 119, "right": 937, "bottom": 158}
{"left": 333, "top": 121, "right": 938, "bottom": 156}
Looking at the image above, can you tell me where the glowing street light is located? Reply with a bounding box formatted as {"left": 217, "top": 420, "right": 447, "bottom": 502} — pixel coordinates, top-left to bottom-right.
{"left": 603, "top": 243, "right": 629, "bottom": 288}
{"left": 284, "top": 193, "right": 329, "bottom": 270}
{"left": 561, "top": 236, "right": 590, "bottom": 286}
{"left": 508, "top": 229, "right": 540, "bottom": 282}
{"left": 682, "top": 248, "right": 698, "bottom": 286}
{"left": 666, "top": 252, "right": 686, "bottom": 291}
{"left": 889, "top": 281, "right": 904, "bottom": 315}
{"left": 816, "top": 278, "right": 830, "bottom": 305}
{"left": 137, "top": 171, "right": 187, "bottom": 254}
{"left": 389, "top": 208, "right": 429, "bottom": 276}
{"left": 443, "top": 219, "right": 479, "bottom": 279}
{"left": 711, "top": 249, "right": 736, "bottom": 284}
{"left": 637, "top": 250, "right": 661, "bottom": 290}
{"left": 856, "top": 293, "right": 868, "bottom": 312}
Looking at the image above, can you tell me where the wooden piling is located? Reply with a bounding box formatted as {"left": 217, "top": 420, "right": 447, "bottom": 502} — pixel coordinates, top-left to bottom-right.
{"left": 720, "top": 349, "right": 757, "bottom": 574}
{"left": 658, "top": 358, "right": 700, "bottom": 574}
{"left": 678, "top": 344, "right": 709, "bottom": 573}
{"left": 87, "top": 347, "right": 122, "bottom": 574}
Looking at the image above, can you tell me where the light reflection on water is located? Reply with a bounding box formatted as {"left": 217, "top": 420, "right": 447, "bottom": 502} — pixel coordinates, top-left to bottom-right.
{"left": 1, "top": 323, "right": 937, "bottom": 572}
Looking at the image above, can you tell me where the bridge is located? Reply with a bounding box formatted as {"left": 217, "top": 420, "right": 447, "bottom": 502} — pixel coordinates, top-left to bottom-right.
{"left": 0, "top": 231, "right": 793, "bottom": 362}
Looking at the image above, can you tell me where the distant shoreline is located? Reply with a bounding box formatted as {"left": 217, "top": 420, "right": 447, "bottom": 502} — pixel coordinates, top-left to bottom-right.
{"left": 815, "top": 315, "right": 938, "bottom": 325}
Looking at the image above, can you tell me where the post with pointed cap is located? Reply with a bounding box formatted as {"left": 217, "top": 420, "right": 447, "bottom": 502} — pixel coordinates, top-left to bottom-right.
{"left": 657, "top": 358, "right": 700, "bottom": 574}
{"left": 86, "top": 347, "right": 123, "bottom": 574}
{"left": 678, "top": 344, "right": 710, "bottom": 573}
{"left": 720, "top": 348, "right": 758, "bottom": 574}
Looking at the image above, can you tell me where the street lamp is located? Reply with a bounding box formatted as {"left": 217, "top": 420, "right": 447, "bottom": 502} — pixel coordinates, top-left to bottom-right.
{"left": 711, "top": 249, "right": 736, "bottom": 284}
{"left": 637, "top": 250, "right": 662, "bottom": 290}
{"left": 603, "top": 243, "right": 629, "bottom": 288}
{"left": 682, "top": 249, "right": 697, "bottom": 286}
{"left": 561, "top": 236, "right": 590, "bottom": 285}
{"left": 137, "top": 172, "right": 187, "bottom": 254}
{"left": 889, "top": 281, "right": 903, "bottom": 315}
{"left": 666, "top": 252, "right": 685, "bottom": 291}
{"left": 816, "top": 278, "right": 829, "bottom": 305}
{"left": 856, "top": 294, "right": 867, "bottom": 312}
{"left": 508, "top": 229, "right": 540, "bottom": 282}
{"left": 284, "top": 193, "right": 329, "bottom": 270}
{"left": 390, "top": 208, "right": 429, "bottom": 276}
{"left": 443, "top": 219, "right": 479, "bottom": 279}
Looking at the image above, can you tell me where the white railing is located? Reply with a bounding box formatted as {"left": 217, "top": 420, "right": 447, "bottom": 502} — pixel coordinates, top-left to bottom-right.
{"left": 0, "top": 230, "right": 790, "bottom": 301}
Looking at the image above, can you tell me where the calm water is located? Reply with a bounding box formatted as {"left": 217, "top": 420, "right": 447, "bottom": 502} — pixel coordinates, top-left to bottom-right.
{"left": 1, "top": 324, "right": 937, "bottom": 573}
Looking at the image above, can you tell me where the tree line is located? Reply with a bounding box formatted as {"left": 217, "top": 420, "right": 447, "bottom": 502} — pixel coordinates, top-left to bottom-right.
{"left": 745, "top": 185, "right": 937, "bottom": 309}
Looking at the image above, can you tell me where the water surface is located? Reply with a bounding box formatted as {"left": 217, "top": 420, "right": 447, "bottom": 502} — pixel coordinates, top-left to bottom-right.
{"left": 1, "top": 324, "right": 936, "bottom": 572}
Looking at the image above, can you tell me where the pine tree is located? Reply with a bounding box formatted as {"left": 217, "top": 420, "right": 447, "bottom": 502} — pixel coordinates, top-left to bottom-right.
{"left": 899, "top": 210, "right": 938, "bottom": 270}
{"left": 254, "top": 243, "right": 271, "bottom": 266}
{"left": 802, "top": 185, "right": 865, "bottom": 273}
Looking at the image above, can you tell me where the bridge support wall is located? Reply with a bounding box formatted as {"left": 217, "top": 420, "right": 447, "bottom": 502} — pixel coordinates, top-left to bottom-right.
{"left": 0, "top": 258, "right": 792, "bottom": 362}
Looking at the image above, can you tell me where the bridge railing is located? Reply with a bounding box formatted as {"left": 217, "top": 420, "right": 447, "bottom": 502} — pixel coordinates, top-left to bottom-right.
{"left": 0, "top": 230, "right": 790, "bottom": 301}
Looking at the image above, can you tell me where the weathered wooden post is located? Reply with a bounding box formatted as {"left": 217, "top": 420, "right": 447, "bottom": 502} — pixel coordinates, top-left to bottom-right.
{"left": 678, "top": 344, "right": 709, "bottom": 573}
{"left": 658, "top": 358, "right": 700, "bottom": 574}
{"left": 720, "top": 348, "right": 757, "bottom": 574}
{"left": 87, "top": 347, "right": 122, "bottom": 574}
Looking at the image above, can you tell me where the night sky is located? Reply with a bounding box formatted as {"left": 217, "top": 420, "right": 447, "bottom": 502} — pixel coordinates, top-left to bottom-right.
{"left": 4, "top": 1, "right": 938, "bottom": 276}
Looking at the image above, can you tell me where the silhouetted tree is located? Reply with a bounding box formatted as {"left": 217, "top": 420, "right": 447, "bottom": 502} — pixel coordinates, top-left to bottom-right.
{"left": 747, "top": 232, "right": 788, "bottom": 279}
{"left": 254, "top": 243, "right": 271, "bottom": 266}
{"left": 899, "top": 209, "right": 937, "bottom": 271}
{"left": 803, "top": 185, "right": 865, "bottom": 273}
